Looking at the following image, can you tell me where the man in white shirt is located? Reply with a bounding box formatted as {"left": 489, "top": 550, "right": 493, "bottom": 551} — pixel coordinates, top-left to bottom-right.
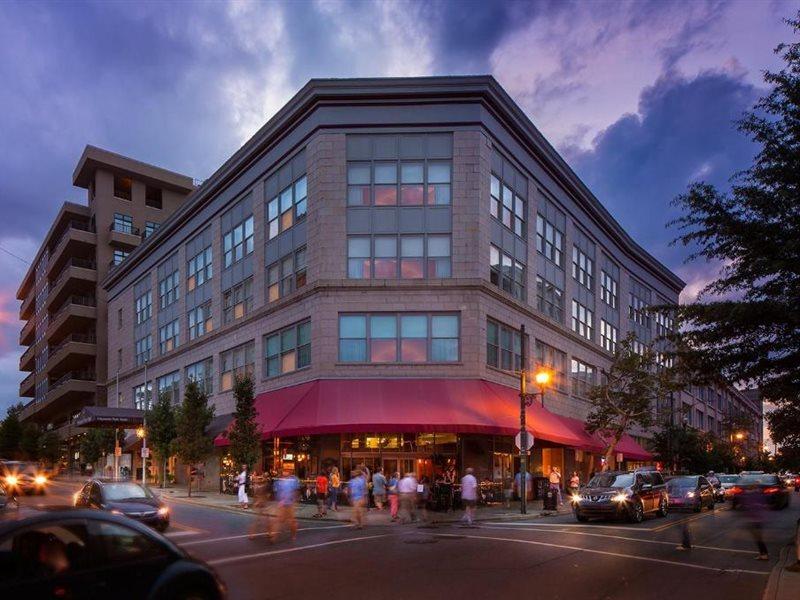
{"left": 397, "top": 472, "right": 418, "bottom": 523}
{"left": 237, "top": 464, "right": 249, "bottom": 509}
{"left": 461, "top": 467, "right": 478, "bottom": 526}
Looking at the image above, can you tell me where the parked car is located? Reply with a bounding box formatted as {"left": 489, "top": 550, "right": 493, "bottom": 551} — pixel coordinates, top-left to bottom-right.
{"left": 0, "top": 461, "right": 48, "bottom": 495}
{"left": 665, "top": 475, "right": 716, "bottom": 512}
{"left": 730, "top": 473, "right": 791, "bottom": 510}
{"left": 73, "top": 479, "right": 170, "bottom": 532}
{"left": 573, "top": 470, "right": 668, "bottom": 523}
{"left": 0, "top": 510, "right": 225, "bottom": 599}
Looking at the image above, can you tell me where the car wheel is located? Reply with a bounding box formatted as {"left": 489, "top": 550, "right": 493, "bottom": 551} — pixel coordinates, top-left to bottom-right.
{"left": 693, "top": 501, "right": 701, "bottom": 513}
{"left": 707, "top": 498, "right": 715, "bottom": 511}
{"left": 574, "top": 510, "right": 588, "bottom": 523}
{"left": 656, "top": 496, "right": 668, "bottom": 517}
{"left": 629, "top": 501, "right": 644, "bottom": 523}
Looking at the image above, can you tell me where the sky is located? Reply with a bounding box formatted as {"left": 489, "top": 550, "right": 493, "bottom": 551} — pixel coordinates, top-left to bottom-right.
{"left": 0, "top": 0, "right": 796, "bottom": 415}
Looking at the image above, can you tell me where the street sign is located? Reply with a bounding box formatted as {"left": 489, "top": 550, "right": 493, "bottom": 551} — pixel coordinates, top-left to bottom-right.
{"left": 515, "top": 430, "right": 534, "bottom": 451}
{"left": 141, "top": 447, "right": 150, "bottom": 458}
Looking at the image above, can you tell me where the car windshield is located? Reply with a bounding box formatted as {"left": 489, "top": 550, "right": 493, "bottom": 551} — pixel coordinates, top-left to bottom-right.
{"left": 588, "top": 474, "right": 634, "bottom": 488}
{"left": 718, "top": 475, "right": 738, "bottom": 483}
{"left": 738, "top": 474, "right": 779, "bottom": 486}
{"left": 102, "top": 482, "right": 153, "bottom": 501}
{"left": 666, "top": 476, "right": 698, "bottom": 489}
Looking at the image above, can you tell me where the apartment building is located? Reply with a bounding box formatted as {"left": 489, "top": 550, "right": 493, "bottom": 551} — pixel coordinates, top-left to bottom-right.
{"left": 17, "top": 146, "right": 194, "bottom": 452}
{"left": 104, "top": 76, "right": 690, "bottom": 484}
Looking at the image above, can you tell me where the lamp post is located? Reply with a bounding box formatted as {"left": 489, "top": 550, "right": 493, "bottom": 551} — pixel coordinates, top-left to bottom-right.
{"left": 141, "top": 359, "right": 148, "bottom": 486}
{"left": 518, "top": 324, "right": 551, "bottom": 515}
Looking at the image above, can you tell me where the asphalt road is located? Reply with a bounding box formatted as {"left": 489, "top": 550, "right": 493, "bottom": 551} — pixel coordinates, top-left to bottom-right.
{"left": 4, "top": 479, "right": 799, "bottom": 600}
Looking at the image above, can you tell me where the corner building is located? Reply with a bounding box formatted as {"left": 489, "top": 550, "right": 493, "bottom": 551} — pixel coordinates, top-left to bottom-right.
{"left": 105, "top": 77, "right": 685, "bottom": 486}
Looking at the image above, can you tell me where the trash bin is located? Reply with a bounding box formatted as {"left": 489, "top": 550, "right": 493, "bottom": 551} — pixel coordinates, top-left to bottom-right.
{"left": 543, "top": 487, "right": 558, "bottom": 511}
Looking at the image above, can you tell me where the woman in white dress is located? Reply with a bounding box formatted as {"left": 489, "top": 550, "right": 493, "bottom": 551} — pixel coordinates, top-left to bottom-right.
{"left": 237, "top": 465, "right": 249, "bottom": 509}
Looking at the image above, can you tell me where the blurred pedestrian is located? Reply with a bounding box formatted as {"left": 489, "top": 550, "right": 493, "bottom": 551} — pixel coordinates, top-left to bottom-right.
{"left": 328, "top": 466, "right": 341, "bottom": 511}
{"left": 515, "top": 467, "right": 531, "bottom": 501}
{"left": 398, "top": 471, "right": 418, "bottom": 523}
{"left": 738, "top": 484, "right": 769, "bottom": 560}
{"left": 237, "top": 464, "right": 249, "bottom": 509}
{"left": 349, "top": 469, "right": 367, "bottom": 529}
{"left": 568, "top": 471, "right": 580, "bottom": 501}
{"left": 248, "top": 470, "right": 270, "bottom": 540}
{"left": 372, "top": 467, "right": 387, "bottom": 510}
{"left": 503, "top": 476, "right": 513, "bottom": 509}
{"left": 676, "top": 520, "right": 692, "bottom": 551}
{"left": 269, "top": 469, "right": 299, "bottom": 542}
{"left": 549, "top": 467, "right": 563, "bottom": 506}
{"left": 418, "top": 475, "right": 431, "bottom": 522}
{"left": 388, "top": 471, "right": 400, "bottom": 521}
{"left": 461, "top": 468, "right": 478, "bottom": 526}
{"left": 314, "top": 470, "right": 328, "bottom": 518}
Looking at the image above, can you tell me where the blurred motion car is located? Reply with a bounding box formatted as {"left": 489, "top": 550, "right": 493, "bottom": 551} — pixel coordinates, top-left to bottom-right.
{"left": 717, "top": 474, "right": 739, "bottom": 499}
{"left": 665, "top": 475, "right": 716, "bottom": 512}
{"left": 0, "top": 460, "right": 48, "bottom": 495}
{"left": 73, "top": 479, "right": 170, "bottom": 532}
{"left": 730, "top": 473, "right": 790, "bottom": 510}
{"left": 0, "top": 510, "right": 225, "bottom": 600}
{"left": 573, "top": 470, "right": 668, "bottom": 523}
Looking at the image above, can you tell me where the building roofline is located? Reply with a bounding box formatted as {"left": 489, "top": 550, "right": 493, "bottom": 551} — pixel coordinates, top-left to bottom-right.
{"left": 72, "top": 144, "right": 195, "bottom": 193}
{"left": 102, "top": 76, "right": 685, "bottom": 293}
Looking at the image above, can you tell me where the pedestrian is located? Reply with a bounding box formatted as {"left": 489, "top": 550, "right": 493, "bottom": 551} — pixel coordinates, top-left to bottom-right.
{"left": 549, "top": 466, "right": 563, "bottom": 506}
{"left": 372, "top": 467, "right": 387, "bottom": 510}
{"left": 568, "top": 471, "right": 580, "bottom": 501}
{"left": 388, "top": 471, "right": 400, "bottom": 521}
{"left": 248, "top": 470, "right": 270, "bottom": 540}
{"left": 676, "top": 520, "right": 693, "bottom": 551}
{"left": 348, "top": 469, "right": 367, "bottom": 529}
{"left": 328, "top": 466, "right": 341, "bottom": 511}
{"left": 461, "top": 467, "right": 478, "bottom": 526}
{"left": 358, "top": 463, "right": 371, "bottom": 509}
{"left": 515, "top": 467, "right": 531, "bottom": 501}
{"left": 418, "top": 475, "right": 431, "bottom": 522}
{"left": 398, "top": 471, "right": 418, "bottom": 523}
{"left": 737, "top": 484, "right": 769, "bottom": 560}
{"left": 269, "top": 469, "right": 299, "bottom": 542}
{"left": 314, "top": 470, "right": 328, "bottom": 518}
{"left": 237, "top": 464, "right": 249, "bottom": 509}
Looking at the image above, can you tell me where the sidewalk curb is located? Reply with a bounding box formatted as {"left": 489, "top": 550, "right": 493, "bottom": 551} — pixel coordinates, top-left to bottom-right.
{"left": 763, "top": 542, "right": 800, "bottom": 600}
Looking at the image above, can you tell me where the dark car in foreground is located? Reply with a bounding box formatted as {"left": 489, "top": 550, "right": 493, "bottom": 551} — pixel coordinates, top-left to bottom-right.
{"left": 0, "top": 510, "right": 225, "bottom": 600}
{"left": 0, "top": 461, "right": 48, "bottom": 495}
{"left": 665, "top": 475, "right": 715, "bottom": 512}
{"left": 74, "top": 479, "right": 170, "bottom": 531}
{"left": 573, "top": 470, "right": 668, "bottom": 523}
{"left": 730, "top": 474, "right": 790, "bottom": 510}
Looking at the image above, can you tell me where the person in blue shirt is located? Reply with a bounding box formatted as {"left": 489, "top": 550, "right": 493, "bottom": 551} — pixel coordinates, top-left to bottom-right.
{"left": 348, "top": 469, "right": 367, "bottom": 529}
{"left": 269, "top": 470, "right": 299, "bottom": 542}
{"left": 515, "top": 469, "right": 532, "bottom": 501}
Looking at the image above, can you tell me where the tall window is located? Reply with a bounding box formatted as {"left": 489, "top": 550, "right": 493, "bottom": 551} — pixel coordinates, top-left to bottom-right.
{"left": 220, "top": 341, "right": 255, "bottom": 391}
{"left": 158, "top": 319, "right": 180, "bottom": 354}
{"left": 490, "top": 173, "right": 525, "bottom": 236}
{"left": 572, "top": 246, "right": 593, "bottom": 290}
{"left": 629, "top": 292, "right": 650, "bottom": 327}
{"left": 223, "top": 216, "right": 254, "bottom": 268}
{"left": 158, "top": 270, "right": 180, "bottom": 309}
{"left": 264, "top": 320, "right": 311, "bottom": 378}
{"left": 571, "top": 358, "right": 596, "bottom": 398}
{"left": 267, "top": 175, "right": 307, "bottom": 240}
{"left": 600, "top": 271, "right": 618, "bottom": 309}
{"left": 536, "top": 276, "right": 564, "bottom": 322}
{"left": 223, "top": 277, "right": 253, "bottom": 324}
{"left": 186, "top": 358, "right": 213, "bottom": 395}
{"left": 655, "top": 310, "right": 674, "bottom": 337}
{"left": 145, "top": 186, "right": 162, "bottom": 209}
{"left": 571, "top": 300, "right": 593, "bottom": 341}
{"left": 536, "top": 214, "right": 564, "bottom": 267}
{"left": 135, "top": 335, "right": 152, "bottom": 367}
{"left": 489, "top": 245, "right": 525, "bottom": 300}
{"left": 133, "top": 382, "right": 152, "bottom": 410}
{"left": 267, "top": 247, "right": 307, "bottom": 302}
{"left": 114, "top": 176, "right": 132, "bottom": 201}
{"left": 535, "top": 340, "right": 567, "bottom": 391}
{"left": 188, "top": 302, "right": 212, "bottom": 340}
{"left": 348, "top": 235, "right": 451, "bottom": 280}
{"left": 143, "top": 222, "right": 159, "bottom": 238}
{"left": 135, "top": 291, "right": 152, "bottom": 325}
{"left": 486, "top": 319, "right": 522, "bottom": 372}
{"left": 112, "top": 250, "right": 129, "bottom": 266}
{"left": 338, "top": 313, "right": 459, "bottom": 363}
{"left": 347, "top": 161, "right": 451, "bottom": 207}
{"left": 600, "top": 320, "right": 618, "bottom": 353}
{"left": 113, "top": 213, "right": 133, "bottom": 234}
{"left": 156, "top": 371, "right": 180, "bottom": 404}
{"left": 187, "top": 246, "right": 212, "bottom": 291}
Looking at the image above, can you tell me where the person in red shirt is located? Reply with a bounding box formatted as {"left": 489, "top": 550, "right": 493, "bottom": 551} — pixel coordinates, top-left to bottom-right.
{"left": 314, "top": 470, "right": 329, "bottom": 518}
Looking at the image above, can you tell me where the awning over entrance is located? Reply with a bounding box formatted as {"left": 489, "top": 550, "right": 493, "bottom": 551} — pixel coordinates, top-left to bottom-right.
{"left": 214, "top": 378, "right": 651, "bottom": 460}
{"left": 75, "top": 406, "right": 145, "bottom": 428}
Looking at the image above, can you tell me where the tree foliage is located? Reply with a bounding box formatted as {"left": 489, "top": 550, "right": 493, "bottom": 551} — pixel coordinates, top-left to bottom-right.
{"left": 767, "top": 401, "right": 800, "bottom": 468}
{"left": 586, "top": 334, "right": 678, "bottom": 466}
{"left": 148, "top": 392, "right": 177, "bottom": 488}
{"left": 20, "top": 423, "right": 40, "bottom": 460}
{"left": 669, "top": 15, "right": 800, "bottom": 403}
{"left": 174, "top": 380, "right": 215, "bottom": 496}
{"left": 38, "top": 431, "right": 62, "bottom": 466}
{"left": 651, "top": 425, "right": 737, "bottom": 474}
{"left": 0, "top": 403, "right": 24, "bottom": 458}
{"left": 79, "top": 428, "right": 115, "bottom": 466}
{"left": 227, "top": 374, "right": 260, "bottom": 471}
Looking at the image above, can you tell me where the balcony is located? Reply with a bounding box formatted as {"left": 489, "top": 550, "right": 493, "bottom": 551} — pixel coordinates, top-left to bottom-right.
{"left": 19, "top": 343, "right": 35, "bottom": 372}
{"left": 20, "top": 371, "right": 96, "bottom": 424}
{"left": 108, "top": 222, "right": 141, "bottom": 249}
{"left": 47, "top": 370, "right": 96, "bottom": 402}
{"left": 47, "top": 221, "right": 96, "bottom": 278}
{"left": 46, "top": 258, "right": 97, "bottom": 311}
{"left": 46, "top": 296, "right": 97, "bottom": 343}
{"left": 19, "top": 372, "right": 35, "bottom": 398}
{"left": 19, "top": 290, "right": 34, "bottom": 320}
{"left": 52, "top": 422, "right": 86, "bottom": 440}
{"left": 20, "top": 317, "right": 35, "bottom": 346}
{"left": 46, "top": 333, "right": 97, "bottom": 375}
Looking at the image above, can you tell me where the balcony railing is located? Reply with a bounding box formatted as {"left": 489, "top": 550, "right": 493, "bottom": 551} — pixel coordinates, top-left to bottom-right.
{"left": 48, "top": 333, "right": 97, "bottom": 356}
{"left": 109, "top": 222, "right": 141, "bottom": 236}
{"left": 49, "top": 220, "right": 95, "bottom": 253}
{"left": 49, "top": 370, "right": 96, "bottom": 392}
{"left": 48, "top": 257, "right": 97, "bottom": 289}
{"left": 20, "top": 371, "right": 35, "bottom": 389}
{"left": 50, "top": 295, "right": 96, "bottom": 320}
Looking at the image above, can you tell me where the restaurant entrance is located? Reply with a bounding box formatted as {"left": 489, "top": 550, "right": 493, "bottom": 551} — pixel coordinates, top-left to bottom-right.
{"left": 340, "top": 432, "right": 457, "bottom": 479}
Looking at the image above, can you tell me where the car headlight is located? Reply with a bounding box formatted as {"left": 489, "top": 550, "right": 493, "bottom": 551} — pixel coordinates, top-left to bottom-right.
{"left": 6, "top": 475, "right": 18, "bottom": 486}
{"left": 612, "top": 493, "right": 629, "bottom": 503}
{"left": 73, "top": 492, "right": 80, "bottom": 505}
{"left": 571, "top": 494, "right": 582, "bottom": 503}
{"left": 157, "top": 506, "right": 169, "bottom": 516}
{"left": 110, "top": 509, "right": 123, "bottom": 515}
{"left": 686, "top": 491, "right": 695, "bottom": 498}
{"left": 35, "top": 475, "right": 47, "bottom": 485}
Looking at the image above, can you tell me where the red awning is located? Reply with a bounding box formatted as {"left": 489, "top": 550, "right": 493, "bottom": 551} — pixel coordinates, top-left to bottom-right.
{"left": 214, "top": 378, "right": 651, "bottom": 460}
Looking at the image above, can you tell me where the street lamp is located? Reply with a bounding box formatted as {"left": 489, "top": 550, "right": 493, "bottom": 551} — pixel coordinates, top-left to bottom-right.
{"left": 735, "top": 432, "right": 745, "bottom": 441}
{"left": 518, "top": 324, "right": 550, "bottom": 515}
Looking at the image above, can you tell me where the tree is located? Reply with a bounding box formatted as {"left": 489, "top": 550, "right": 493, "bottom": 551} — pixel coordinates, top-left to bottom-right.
{"left": 39, "top": 431, "right": 62, "bottom": 466}
{"left": 227, "top": 374, "right": 260, "bottom": 472}
{"left": 586, "top": 334, "right": 676, "bottom": 468}
{"left": 0, "top": 403, "right": 24, "bottom": 458}
{"left": 174, "top": 380, "right": 215, "bottom": 497}
{"left": 79, "top": 429, "right": 115, "bottom": 468}
{"left": 148, "top": 392, "right": 177, "bottom": 488}
{"left": 767, "top": 401, "right": 800, "bottom": 470}
{"left": 19, "top": 423, "right": 40, "bottom": 460}
{"left": 669, "top": 15, "right": 800, "bottom": 404}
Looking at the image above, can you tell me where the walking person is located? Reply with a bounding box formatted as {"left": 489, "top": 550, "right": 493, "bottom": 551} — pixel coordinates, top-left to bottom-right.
{"left": 328, "top": 466, "right": 341, "bottom": 511}
{"left": 549, "top": 466, "right": 563, "bottom": 506}
{"left": 248, "top": 470, "right": 270, "bottom": 540}
{"left": 568, "top": 471, "right": 580, "bottom": 501}
{"left": 387, "top": 471, "right": 400, "bottom": 521}
{"left": 237, "top": 464, "right": 249, "bottom": 509}
{"left": 461, "top": 467, "right": 478, "bottom": 526}
{"left": 372, "top": 467, "right": 387, "bottom": 510}
{"left": 314, "top": 470, "right": 328, "bottom": 518}
{"left": 418, "top": 475, "right": 431, "bottom": 523}
{"left": 348, "top": 469, "right": 367, "bottom": 529}
{"left": 738, "top": 485, "right": 770, "bottom": 560}
{"left": 398, "top": 471, "right": 418, "bottom": 524}
{"left": 269, "top": 469, "right": 299, "bottom": 542}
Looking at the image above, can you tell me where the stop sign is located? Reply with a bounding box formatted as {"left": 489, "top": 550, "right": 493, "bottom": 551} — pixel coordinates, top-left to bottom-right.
{"left": 515, "top": 430, "right": 534, "bottom": 451}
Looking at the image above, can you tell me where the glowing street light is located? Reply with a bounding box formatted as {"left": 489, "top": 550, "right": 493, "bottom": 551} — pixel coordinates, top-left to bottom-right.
{"left": 534, "top": 370, "right": 551, "bottom": 387}
{"left": 136, "top": 427, "right": 145, "bottom": 439}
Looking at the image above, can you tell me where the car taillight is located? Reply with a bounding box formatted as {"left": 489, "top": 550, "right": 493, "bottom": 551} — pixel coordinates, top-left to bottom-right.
{"left": 729, "top": 486, "right": 742, "bottom": 495}
{"left": 763, "top": 487, "right": 780, "bottom": 494}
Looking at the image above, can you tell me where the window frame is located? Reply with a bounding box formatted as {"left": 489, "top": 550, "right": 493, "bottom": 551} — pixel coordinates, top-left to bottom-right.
{"left": 134, "top": 335, "right": 152, "bottom": 367}
{"left": 571, "top": 246, "right": 594, "bottom": 291}
{"left": 267, "top": 175, "right": 307, "bottom": 241}
{"left": 158, "top": 270, "right": 180, "bottom": 310}
{"left": 220, "top": 341, "right": 255, "bottom": 392}
{"left": 223, "top": 277, "right": 253, "bottom": 324}
{"left": 134, "top": 290, "right": 152, "bottom": 325}
{"left": 185, "top": 357, "right": 214, "bottom": 396}
{"left": 263, "top": 320, "right": 311, "bottom": 379}
{"left": 571, "top": 299, "right": 594, "bottom": 341}
{"left": 486, "top": 318, "right": 522, "bottom": 372}
{"left": 535, "top": 276, "right": 564, "bottom": 322}
{"left": 187, "top": 301, "right": 213, "bottom": 341}
{"left": 222, "top": 215, "right": 254, "bottom": 268}
{"left": 158, "top": 319, "right": 180, "bottom": 354}
{"left": 267, "top": 246, "right": 307, "bottom": 302}
{"left": 536, "top": 213, "right": 564, "bottom": 267}
{"left": 187, "top": 246, "right": 213, "bottom": 291}
{"left": 489, "top": 244, "right": 525, "bottom": 300}
{"left": 346, "top": 160, "right": 451, "bottom": 207}
{"left": 347, "top": 234, "right": 451, "bottom": 280}
{"left": 490, "top": 172, "right": 525, "bottom": 237}
{"left": 570, "top": 358, "right": 596, "bottom": 398}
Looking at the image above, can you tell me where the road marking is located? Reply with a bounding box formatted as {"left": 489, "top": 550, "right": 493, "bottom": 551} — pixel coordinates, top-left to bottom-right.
{"left": 486, "top": 521, "right": 660, "bottom": 532}
{"left": 206, "top": 534, "right": 391, "bottom": 566}
{"left": 651, "top": 508, "right": 728, "bottom": 532}
{"left": 436, "top": 533, "right": 769, "bottom": 576}
{"left": 480, "top": 525, "right": 754, "bottom": 554}
{"left": 165, "top": 530, "right": 203, "bottom": 539}
{"left": 180, "top": 524, "right": 353, "bottom": 547}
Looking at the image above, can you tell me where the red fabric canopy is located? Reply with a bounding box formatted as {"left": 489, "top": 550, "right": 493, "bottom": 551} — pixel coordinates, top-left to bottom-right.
{"left": 214, "top": 378, "right": 651, "bottom": 460}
